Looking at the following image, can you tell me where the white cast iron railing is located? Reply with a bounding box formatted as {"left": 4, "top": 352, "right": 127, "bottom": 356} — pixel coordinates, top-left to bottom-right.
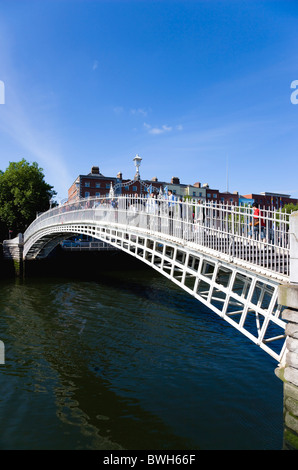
{"left": 24, "top": 195, "right": 290, "bottom": 281}
{"left": 21, "top": 195, "right": 294, "bottom": 364}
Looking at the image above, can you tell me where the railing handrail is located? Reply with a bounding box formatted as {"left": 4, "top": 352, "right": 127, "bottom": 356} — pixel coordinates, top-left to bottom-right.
{"left": 23, "top": 195, "right": 291, "bottom": 278}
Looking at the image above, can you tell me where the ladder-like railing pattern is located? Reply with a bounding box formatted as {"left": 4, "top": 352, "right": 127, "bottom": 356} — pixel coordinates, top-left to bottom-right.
{"left": 22, "top": 196, "right": 292, "bottom": 363}
{"left": 24, "top": 196, "right": 290, "bottom": 280}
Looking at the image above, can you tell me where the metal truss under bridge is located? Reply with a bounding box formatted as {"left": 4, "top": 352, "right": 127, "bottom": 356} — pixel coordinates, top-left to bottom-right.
{"left": 23, "top": 195, "right": 292, "bottom": 365}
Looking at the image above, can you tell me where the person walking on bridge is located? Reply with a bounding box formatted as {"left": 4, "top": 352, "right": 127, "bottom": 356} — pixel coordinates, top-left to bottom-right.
{"left": 250, "top": 202, "right": 266, "bottom": 239}
{"left": 146, "top": 192, "right": 157, "bottom": 229}
{"left": 168, "top": 190, "right": 177, "bottom": 235}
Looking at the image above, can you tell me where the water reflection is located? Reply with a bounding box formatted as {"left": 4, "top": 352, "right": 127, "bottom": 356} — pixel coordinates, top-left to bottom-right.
{"left": 0, "top": 277, "right": 192, "bottom": 449}
{"left": 0, "top": 252, "right": 284, "bottom": 449}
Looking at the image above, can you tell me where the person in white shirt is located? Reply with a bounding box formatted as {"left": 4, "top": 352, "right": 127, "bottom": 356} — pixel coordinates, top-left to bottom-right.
{"left": 146, "top": 192, "right": 157, "bottom": 229}
{"left": 168, "top": 190, "right": 176, "bottom": 235}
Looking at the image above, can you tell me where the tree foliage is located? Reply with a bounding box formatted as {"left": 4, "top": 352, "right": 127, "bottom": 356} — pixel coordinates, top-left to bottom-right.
{"left": 0, "top": 159, "right": 56, "bottom": 239}
{"left": 282, "top": 203, "right": 298, "bottom": 214}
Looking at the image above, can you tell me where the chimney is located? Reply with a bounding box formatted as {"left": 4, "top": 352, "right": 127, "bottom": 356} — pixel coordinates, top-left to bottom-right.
{"left": 91, "top": 166, "right": 100, "bottom": 174}
{"left": 171, "top": 177, "right": 180, "bottom": 184}
{"left": 117, "top": 172, "right": 123, "bottom": 179}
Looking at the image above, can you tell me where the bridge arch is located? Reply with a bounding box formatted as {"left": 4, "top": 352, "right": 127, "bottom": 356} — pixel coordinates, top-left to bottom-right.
{"left": 22, "top": 195, "right": 289, "bottom": 365}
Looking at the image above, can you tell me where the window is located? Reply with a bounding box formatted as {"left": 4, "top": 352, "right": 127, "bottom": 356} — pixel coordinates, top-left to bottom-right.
{"left": 133, "top": 186, "right": 137, "bottom": 192}
{"left": 207, "top": 193, "right": 211, "bottom": 198}
{"left": 192, "top": 191, "right": 196, "bottom": 196}
{"left": 213, "top": 194, "right": 217, "bottom": 198}
{"left": 85, "top": 191, "right": 90, "bottom": 197}
{"left": 85, "top": 182, "right": 90, "bottom": 187}
{"left": 106, "top": 184, "right": 110, "bottom": 189}
{"left": 95, "top": 192, "right": 100, "bottom": 197}
{"left": 95, "top": 183, "right": 100, "bottom": 188}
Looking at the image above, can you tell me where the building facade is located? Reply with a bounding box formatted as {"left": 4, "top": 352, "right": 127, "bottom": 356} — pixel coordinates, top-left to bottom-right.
{"left": 242, "top": 192, "right": 298, "bottom": 209}
{"left": 218, "top": 191, "right": 239, "bottom": 205}
{"left": 67, "top": 159, "right": 211, "bottom": 203}
{"left": 166, "top": 178, "right": 206, "bottom": 201}
{"left": 67, "top": 161, "right": 298, "bottom": 210}
{"left": 68, "top": 166, "right": 162, "bottom": 203}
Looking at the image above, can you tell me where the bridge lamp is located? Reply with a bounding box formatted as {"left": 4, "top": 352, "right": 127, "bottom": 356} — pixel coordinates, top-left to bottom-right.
{"left": 133, "top": 154, "right": 142, "bottom": 181}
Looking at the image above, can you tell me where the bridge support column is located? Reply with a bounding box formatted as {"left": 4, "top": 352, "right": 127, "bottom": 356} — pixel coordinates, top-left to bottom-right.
{"left": 275, "top": 212, "right": 298, "bottom": 449}
{"left": 2, "top": 233, "right": 24, "bottom": 276}
{"left": 276, "top": 285, "right": 298, "bottom": 449}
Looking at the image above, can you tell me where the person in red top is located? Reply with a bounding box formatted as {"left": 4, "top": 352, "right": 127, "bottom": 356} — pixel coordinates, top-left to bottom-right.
{"left": 251, "top": 202, "right": 266, "bottom": 239}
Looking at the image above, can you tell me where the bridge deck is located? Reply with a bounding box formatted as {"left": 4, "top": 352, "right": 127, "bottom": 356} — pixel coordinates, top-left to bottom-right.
{"left": 20, "top": 196, "right": 292, "bottom": 364}
{"left": 24, "top": 196, "right": 290, "bottom": 281}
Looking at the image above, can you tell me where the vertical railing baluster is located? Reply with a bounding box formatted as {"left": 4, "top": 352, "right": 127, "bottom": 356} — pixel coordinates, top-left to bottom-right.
{"left": 23, "top": 195, "right": 292, "bottom": 279}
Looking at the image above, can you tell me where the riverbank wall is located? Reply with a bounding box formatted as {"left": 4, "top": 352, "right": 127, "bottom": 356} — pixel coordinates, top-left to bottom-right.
{"left": 276, "top": 284, "right": 298, "bottom": 450}
{"left": 1, "top": 234, "right": 24, "bottom": 277}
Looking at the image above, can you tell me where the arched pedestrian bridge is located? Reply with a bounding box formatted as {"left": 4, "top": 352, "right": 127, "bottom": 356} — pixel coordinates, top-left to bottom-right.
{"left": 9, "top": 195, "right": 296, "bottom": 365}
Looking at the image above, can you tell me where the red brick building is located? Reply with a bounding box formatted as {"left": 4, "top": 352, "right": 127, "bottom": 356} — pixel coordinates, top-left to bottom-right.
{"left": 204, "top": 185, "right": 219, "bottom": 202}
{"left": 67, "top": 163, "right": 297, "bottom": 209}
{"left": 218, "top": 191, "right": 239, "bottom": 205}
{"left": 242, "top": 192, "right": 298, "bottom": 209}
{"left": 68, "top": 166, "right": 161, "bottom": 203}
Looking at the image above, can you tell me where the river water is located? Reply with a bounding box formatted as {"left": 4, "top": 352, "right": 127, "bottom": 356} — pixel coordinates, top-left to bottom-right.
{"left": 0, "top": 250, "right": 284, "bottom": 450}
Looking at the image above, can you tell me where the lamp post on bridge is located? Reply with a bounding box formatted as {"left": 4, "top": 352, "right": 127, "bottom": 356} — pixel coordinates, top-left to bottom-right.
{"left": 132, "top": 154, "right": 160, "bottom": 196}
{"left": 133, "top": 154, "right": 142, "bottom": 182}
{"left": 108, "top": 154, "right": 159, "bottom": 197}
{"left": 109, "top": 154, "right": 143, "bottom": 197}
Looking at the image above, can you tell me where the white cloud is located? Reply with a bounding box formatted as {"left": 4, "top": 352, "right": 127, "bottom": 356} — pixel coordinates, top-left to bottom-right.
{"left": 130, "top": 108, "right": 148, "bottom": 117}
{"left": 150, "top": 128, "right": 165, "bottom": 135}
{"left": 143, "top": 122, "right": 183, "bottom": 135}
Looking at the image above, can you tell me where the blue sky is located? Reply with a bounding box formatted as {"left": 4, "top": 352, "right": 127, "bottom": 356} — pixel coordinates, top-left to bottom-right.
{"left": 0, "top": 0, "right": 298, "bottom": 201}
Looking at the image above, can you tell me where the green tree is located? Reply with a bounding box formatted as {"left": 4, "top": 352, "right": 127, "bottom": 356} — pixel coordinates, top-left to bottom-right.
{"left": 0, "top": 159, "right": 57, "bottom": 239}
{"left": 282, "top": 203, "right": 298, "bottom": 214}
